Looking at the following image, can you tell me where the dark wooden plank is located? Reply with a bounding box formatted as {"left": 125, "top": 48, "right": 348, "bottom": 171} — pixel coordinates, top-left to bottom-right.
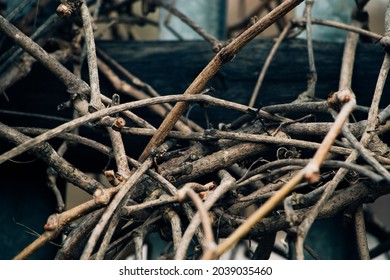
{"left": 97, "top": 38, "right": 389, "bottom": 109}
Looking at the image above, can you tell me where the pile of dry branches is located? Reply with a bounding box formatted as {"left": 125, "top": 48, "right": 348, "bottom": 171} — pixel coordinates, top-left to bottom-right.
{"left": 1, "top": 0, "right": 390, "bottom": 260}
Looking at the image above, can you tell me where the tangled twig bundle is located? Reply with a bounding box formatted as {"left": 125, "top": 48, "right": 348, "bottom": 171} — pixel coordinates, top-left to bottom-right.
{"left": 0, "top": 0, "right": 390, "bottom": 260}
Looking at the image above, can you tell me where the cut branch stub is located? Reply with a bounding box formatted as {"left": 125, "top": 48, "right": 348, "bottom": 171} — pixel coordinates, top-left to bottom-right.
{"left": 56, "top": 0, "right": 83, "bottom": 18}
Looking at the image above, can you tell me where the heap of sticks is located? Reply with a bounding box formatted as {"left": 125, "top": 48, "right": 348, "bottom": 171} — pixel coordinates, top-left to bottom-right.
{"left": 0, "top": 0, "right": 390, "bottom": 260}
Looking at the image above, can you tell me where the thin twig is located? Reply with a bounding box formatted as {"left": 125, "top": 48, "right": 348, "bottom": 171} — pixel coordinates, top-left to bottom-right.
{"left": 152, "top": 0, "right": 222, "bottom": 52}
{"left": 164, "top": 209, "right": 182, "bottom": 255}
{"left": 94, "top": 204, "right": 122, "bottom": 260}
{"left": 339, "top": 123, "right": 390, "bottom": 182}
{"left": 123, "top": 127, "right": 353, "bottom": 156}
{"left": 121, "top": 195, "right": 178, "bottom": 216}
{"left": 46, "top": 140, "right": 68, "bottom": 212}
{"left": 14, "top": 187, "right": 117, "bottom": 259}
{"left": 339, "top": 20, "right": 361, "bottom": 90}
{"left": 80, "top": 3, "right": 103, "bottom": 112}
{"left": 354, "top": 205, "right": 370, "bottom": 259}
{"left": 292, "top": 17, "right": 383, "bottom": 43}
{"left": 303, "top": 0, "right": 317, "bottom": 99}
{"left": 178, "top": 186, "right": 216, "bottom": 253}
{"left": 106, "top": 95, "right": 131, "bottom": 180}
{"left": 248, "top": 21, "right": 292, "bottom": 107}
{"left": 176, "top": 170, "right": 236, "bottom": 260}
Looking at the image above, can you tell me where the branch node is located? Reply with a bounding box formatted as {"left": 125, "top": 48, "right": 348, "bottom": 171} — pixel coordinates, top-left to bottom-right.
{"left": 303, "top": 164, "right": 320, "bottom": 183}
{"left": 44, "top": 213, "right": 60, "bottom": 231}
{"left": 112, "top": 117, "right": 126, "bottom": 131}
{"left": 56, "top": 0, "right": 82, "bottom": 18}
{"left": 218, "top": 47, "right": 235, "bottom": 64}
{"left": 104, "top": 170, "right": 121, "bottom": 186}
{"left": 93, "top": 187, "right": 112, "bottom": 206}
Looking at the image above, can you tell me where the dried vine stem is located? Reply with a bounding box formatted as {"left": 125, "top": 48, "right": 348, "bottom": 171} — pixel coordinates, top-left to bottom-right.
{"left": 13, "top": 187, "right": 118, "bottom": 260}
{"left": 138, "top": 0, "right": 305, "bottom": 162}
{"left": 106, "top": 94, "right": 131, "bottom": 180}
{"left": 177, "top": 186, "right": 216, "bottom": 253}
{"left": 292, "top": 17, "right": 383, "bottom": 43}
{"left": 2, "top": 0, "right": 390, "bottom": 261}
{"left": 340, "top": 124, "right": 390, "bottom": 182}
{"left": 164, "top": 209, "right": 182, "bottom": 255}
{"left": 249, "top": 21, "right": 292, "bottom": 107}
{"left": 80, "top": 2, "right": 103, "bottom": 112}
{"left": 303, "top": 0, "right": 317, "bottom": 99}
{"left": 150, "top": 0, "right": 222, "bottom": 52}
{"left": 176, "top": 170, "right": 236, "bottom": 260}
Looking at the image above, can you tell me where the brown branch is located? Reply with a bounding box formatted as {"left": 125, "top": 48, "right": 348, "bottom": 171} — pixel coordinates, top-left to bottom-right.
{"left": 14, "top": 187, "right": 117, "bottom": 259}
{"left": 55, "top": 208, "right": 105, "bottom": 259}
{"left": 339, "top": 20, "right": 361, "bottom": 90}
{"left": 176, "top": 170, "right": 236, "bottom": 260}
{"left": 13, "top": 230, "right": 60, "bottom": 260}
